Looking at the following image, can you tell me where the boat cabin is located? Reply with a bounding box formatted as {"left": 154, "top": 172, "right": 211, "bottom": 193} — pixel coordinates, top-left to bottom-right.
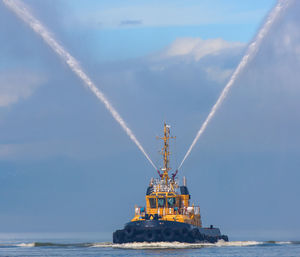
{"left": 131, "top": 123, "right": 202, "bottom": 227}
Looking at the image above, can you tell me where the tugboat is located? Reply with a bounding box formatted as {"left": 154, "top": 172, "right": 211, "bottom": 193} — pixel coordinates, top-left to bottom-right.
{"left": 113, "top": 123, "right": 228, "bottom": 243}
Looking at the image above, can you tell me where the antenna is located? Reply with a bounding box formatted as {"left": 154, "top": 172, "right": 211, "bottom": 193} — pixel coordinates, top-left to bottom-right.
{"left": 158, "top": 123, "right": 176, "bottom": 183}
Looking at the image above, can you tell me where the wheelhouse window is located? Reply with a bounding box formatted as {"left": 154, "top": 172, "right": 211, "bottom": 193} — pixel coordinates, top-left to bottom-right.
{"left": 157, "top": 198, "right": 165, "bottom": 207}
{"left": 149, "top": 198, "right": 156, "bottom": 208}
{"left": 167, "top": 197, "right": 176, "bottom": 207}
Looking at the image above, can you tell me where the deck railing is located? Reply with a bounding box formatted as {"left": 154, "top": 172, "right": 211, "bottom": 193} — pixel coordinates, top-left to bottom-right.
{"left": 135, "top": 205, "right": 201, "bottom": 217}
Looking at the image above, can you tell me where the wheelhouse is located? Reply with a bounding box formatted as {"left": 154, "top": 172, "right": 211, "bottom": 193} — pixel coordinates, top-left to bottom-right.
{"left": 131, "top": 123, "right": 202, "bottom": 227}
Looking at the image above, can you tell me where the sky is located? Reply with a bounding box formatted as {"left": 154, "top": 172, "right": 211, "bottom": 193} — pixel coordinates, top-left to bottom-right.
{"left": 1, "top": 0, "right": 300, "bottom": 241}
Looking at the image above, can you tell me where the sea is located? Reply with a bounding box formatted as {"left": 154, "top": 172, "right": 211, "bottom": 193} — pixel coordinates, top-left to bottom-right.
{"left": 0, "top": 233, "right": 299, "bottom": 257}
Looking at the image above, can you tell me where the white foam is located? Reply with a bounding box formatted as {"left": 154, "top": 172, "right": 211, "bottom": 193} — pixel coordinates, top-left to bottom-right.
{"left": 91, "top": 240, "right": 264, "bottom": 249}
{"left": 215, "top": 240, "right": 263, "bottom": 247}
{"left": 91, "top": 242, "right": 114, "bottom": 248}
{"left": 273, "top": 241, "right": 292, "bottom": 245}
{"left": 106, "top": 241, "right": 210, "bottom": 249}
{"left": 16, "top": 242, "right": 35, "bottom": 247}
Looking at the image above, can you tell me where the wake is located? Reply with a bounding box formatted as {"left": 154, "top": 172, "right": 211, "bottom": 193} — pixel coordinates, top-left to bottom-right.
{"left": 92, "top": 240, "right": 295, "bottom": 249}
{"left": 2, "top": 240, "right": 297, "bottom": 249}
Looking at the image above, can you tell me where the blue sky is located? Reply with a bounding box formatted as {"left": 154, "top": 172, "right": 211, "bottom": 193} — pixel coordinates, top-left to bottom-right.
{"left": 1, "top": 0, "right": 300, "bottom": 241}
{"left": 44, "top": 0, "right": 276, "bottom": 61}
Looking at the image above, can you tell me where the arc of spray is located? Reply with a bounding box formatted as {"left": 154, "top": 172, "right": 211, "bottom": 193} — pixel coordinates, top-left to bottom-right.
{"left": 178, "top": 0, "right": 292, "bottom": 170}
{"left": 3, "top": 0, "right": 158, "bottom": 171}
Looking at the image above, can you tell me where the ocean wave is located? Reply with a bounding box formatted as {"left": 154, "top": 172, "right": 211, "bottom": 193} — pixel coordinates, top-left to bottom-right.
{"left": 265, "top": 241, "right": 298, "bottom": 245}
{"left": 5, "top": 242, "right": 94, "bottom": 248}
{"left": 34, "top": 242, "right": 94, "bottom": 247}
{"left": 16, "top": 243, "right": 35, "bottom": 247}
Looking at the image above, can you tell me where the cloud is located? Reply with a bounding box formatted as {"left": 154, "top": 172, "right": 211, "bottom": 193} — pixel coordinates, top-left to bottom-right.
{"left": 0, "top": 142, "right": 63, "bottom": 161}
{"left": 0, "top": 36, "right": 244, "bottom": 162}
{"left": 0, "top": 144, "right": 15, "bottom": 158}
{"left": 195, "top": 0, "right": 300, "bottom": 155}
{"left": 69, "top": 2, "right": 271, "bottom": 29}
{"left": 0, "top": 70, "right": 45, "bottom": 107}
{"left": 204, "top": 67, "right": 233, "bottom": 83}
{"left": 1, "top": 0, "right": 300, "bottom": 236}
{"left": 138, "top": 37, "right": 244, "bottom": 87}
{"left": 119, "top": 20, "right": 142, "bottom": 26}
{"left": 163, "top": 37, "right": 244, "bottom": 61}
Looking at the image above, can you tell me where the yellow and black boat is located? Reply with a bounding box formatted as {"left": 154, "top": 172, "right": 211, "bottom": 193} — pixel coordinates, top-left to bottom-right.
{"left": 113, "top": 123, "right": 228, "bottom": 243}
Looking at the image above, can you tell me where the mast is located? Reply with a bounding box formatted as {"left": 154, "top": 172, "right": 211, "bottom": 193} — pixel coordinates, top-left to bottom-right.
{"left": 159, "top": 123, "right": 175, "bottom": 183}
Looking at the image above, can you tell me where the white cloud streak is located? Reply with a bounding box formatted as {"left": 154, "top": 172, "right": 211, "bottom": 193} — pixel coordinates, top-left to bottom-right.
{"left": 165, "top": 38, "right": 244, "bottom": 61}
{"left": 0, "top": 70, "right": 44, "bottom": 107}
{"left": 2, "top": 0, "right": 157, "bottom": 170}
{"left": 178, "top": 0, "right": 293, "bottom": 170}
